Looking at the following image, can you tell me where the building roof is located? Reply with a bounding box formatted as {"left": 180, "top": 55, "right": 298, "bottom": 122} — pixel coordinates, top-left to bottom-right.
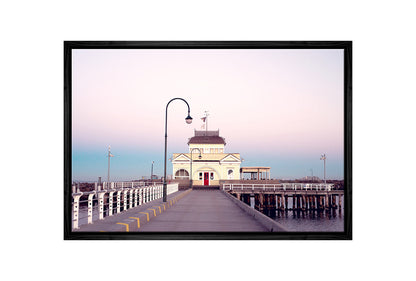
{"left": 240, "top": 167, "right": 271, "bottom": 172}
{"left": 188, "top": 130, "right": 226, "bottom": 145}
{"left": 172, "top": 153, "right": 240, "bottom": 161}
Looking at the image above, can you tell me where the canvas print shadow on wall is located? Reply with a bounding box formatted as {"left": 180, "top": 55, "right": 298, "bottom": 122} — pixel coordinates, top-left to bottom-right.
{"left": 64, "top": 41, "right": 352, "bottom": 240}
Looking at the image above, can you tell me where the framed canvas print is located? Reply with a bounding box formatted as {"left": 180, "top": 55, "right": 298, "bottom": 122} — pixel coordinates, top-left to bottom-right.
{"left": 64, "top": 41, "right": 352, "bottom": 240}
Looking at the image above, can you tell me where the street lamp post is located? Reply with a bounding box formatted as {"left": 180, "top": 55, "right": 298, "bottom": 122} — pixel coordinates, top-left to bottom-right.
{"left": 320, "top": 154, "right": 327, "bottom": 184}
{"left": 163, "top": 98, "right": 193, "bottom": 202}
{"left": 190, "top": 148, "right": 202, "bottom": 189}
{"left": 107, "top": 145, "right": 114, "bottom": 189}
{"left": 151, "top": 161, "right": 154, "bottom": 181}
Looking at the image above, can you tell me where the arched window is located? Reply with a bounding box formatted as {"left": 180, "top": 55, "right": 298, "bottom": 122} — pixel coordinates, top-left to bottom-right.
{"left": 228, "top": 169, "right": 234, "bottom": 179}
{"left": 175, "top": 169, "right": 189, "bottom": 179}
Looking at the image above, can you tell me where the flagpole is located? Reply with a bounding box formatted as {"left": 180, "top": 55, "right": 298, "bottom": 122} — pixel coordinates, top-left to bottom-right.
{"left": 204, "top": 111, "right": 209, "bottom": 132}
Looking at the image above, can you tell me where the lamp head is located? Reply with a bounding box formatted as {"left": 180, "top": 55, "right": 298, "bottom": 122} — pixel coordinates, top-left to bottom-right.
{"left": 185, "top": 115, "right": 193, "bottom": 124}
{"left": 198, "top": 155, "right": 202, "bottom": 159}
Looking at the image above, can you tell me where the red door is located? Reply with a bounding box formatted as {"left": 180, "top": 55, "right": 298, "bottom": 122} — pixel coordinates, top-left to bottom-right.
{"left": 204, "top": 172, "right": 209, "bottom": 186}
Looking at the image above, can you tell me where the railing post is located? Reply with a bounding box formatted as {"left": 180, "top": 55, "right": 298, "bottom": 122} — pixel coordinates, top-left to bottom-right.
{"left": 123, "top": 189, "right": 128, "bottom": 211}
{"left": 98, "top": 191, "right": 105, "bottom": 220}
{"left": 134, "top": 188, "right": 138, "bottom": 207}
{"left": 129, "top": 189, "right": 134, "bottom": 209}
{"left": 117, "top": 190, "right": 121, "bottom": 213}
{"left": 87, "top": 193, "right": 95, "bottom": 224}
{"left": 108, "top": 191, "right": 114, "bottom": 216}
{"left": 139, "top": 188, "right": 142, "bottom": 205}
{"left": 72, "top": 193, "right": 82, "bottom": 230}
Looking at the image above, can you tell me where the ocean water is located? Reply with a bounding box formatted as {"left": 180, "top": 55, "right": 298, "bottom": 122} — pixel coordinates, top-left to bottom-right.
{"left": 254, "top": 196, "right": 345, "bottom": 232}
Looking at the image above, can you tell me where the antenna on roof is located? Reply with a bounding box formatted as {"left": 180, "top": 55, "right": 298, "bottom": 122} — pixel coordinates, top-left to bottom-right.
{"left": 201, "top": 110, "right": 209, "bottom": 133}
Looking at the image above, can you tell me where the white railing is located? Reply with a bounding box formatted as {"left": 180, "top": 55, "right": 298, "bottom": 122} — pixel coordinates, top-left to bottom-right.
{"left": 71, "top": 182, "right": 178, "bottom": 230}
{"left": 222, "top": 183, "right": 335, "bottom": 192}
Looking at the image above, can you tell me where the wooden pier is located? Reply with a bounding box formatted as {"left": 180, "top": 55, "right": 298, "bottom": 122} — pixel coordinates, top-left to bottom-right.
{"left": 223, "top": 183, "right": 343, "bottom": 215}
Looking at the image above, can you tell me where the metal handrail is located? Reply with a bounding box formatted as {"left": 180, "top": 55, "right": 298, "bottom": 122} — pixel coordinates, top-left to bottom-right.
{"left": 222, "top": 183, "right": 335, "bottom": 191}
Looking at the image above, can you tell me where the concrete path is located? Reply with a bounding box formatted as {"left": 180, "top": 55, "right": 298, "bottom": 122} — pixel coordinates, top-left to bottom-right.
{"left": 138, "top": 190, "right": 267, "bottom": 232}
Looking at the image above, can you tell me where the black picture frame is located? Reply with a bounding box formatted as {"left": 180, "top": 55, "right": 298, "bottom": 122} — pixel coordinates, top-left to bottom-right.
{"left": 64, "top": 41, "right": 352, "bottom": 240}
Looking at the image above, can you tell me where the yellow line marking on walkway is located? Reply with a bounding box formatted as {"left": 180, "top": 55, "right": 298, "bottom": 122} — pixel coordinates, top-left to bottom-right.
{"left": 129, "top": 217, "right": 140, "bottom": 228}
{"left": 148, "top": 208, "right": 157, "bottom": 216}
{"left": 157, "top": 206, "right": 162, "bottom": 213}
{"left": 139, "top": 212, "right": 149, "bottom": 221}
{"left": 116, "top": 223, "right": 129, "bottom": 232}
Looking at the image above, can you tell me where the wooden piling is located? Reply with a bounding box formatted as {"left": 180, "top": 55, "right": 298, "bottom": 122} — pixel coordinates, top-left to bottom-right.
{"left": 325, "top": 194, "right": 329, "bottom": 211}
{"left": 318, "top": 195, "right": 323, "bottom": 210}
{"left": 271, "top": 194, "right": 276, "bottom": 210}
{"left": 281, "top": 194, "right": 285, "bottom": 211}
{"left": 285, "top": 195, "right": 288, "bottom": 211}
{"left": 302, "top": 195, "right": 306, "bottom": 211}
{"left": 259, "top": 193, "right": 264, "bottom": 211}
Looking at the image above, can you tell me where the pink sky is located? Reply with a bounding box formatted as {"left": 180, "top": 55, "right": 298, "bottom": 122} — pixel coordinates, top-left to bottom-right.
{"left": 72, "top": 49, "right": 344, "bottom": 180}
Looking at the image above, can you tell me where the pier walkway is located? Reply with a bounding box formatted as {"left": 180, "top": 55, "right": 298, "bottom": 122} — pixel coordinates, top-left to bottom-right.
{"left": 74, "top": 189, "right": 286, "bottom": 232}
{"left": 138, "top": 190, "right": 266, "bottom": 232}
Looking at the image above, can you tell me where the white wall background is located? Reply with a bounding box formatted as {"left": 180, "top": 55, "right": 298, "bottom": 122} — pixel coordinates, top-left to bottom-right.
{"left": 1, "top": 1, "right": 415, "bottom": 281}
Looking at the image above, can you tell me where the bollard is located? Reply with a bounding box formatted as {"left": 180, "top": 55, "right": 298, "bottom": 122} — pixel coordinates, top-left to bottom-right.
{"left": 72, "top": 194, "right": 82, "bottom": 229}
{"left": 87, "top": 193, "right": 95, "bottom": 224}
